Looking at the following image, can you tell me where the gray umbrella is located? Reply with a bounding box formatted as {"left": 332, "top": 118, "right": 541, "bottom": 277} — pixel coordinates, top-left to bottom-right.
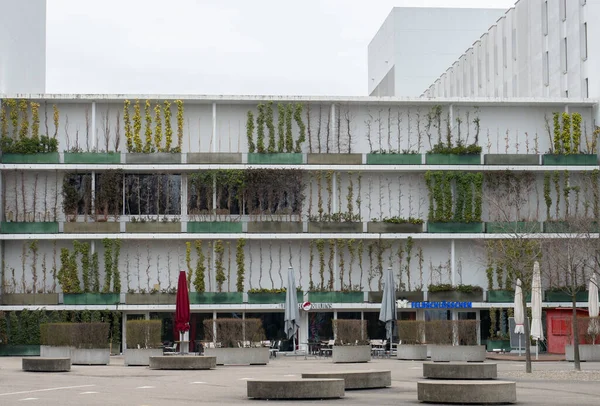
{"left": 284, "top": 267, "right": 300, "bottom": 344}
{"left": 379, "top": 267, "right": 397, "bottom": 342}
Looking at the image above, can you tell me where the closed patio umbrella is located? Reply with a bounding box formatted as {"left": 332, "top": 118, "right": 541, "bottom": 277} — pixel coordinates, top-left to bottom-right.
{"left": 284, "top": 267, "right": 300, "bottom": 353}
{"left": 530, "top": 261, "right": 544, "bottom": 359}
{"left": 379, "top": 268, "right": 397, "bottom": 344}
{"left": 587, "top": 274, "right": 599, "bottom": 343}
{"left": 514, "top": 279, "right": 525, "bottom": 355}
{"left": 175, "top": 270, "right": 190, "bottom": 354}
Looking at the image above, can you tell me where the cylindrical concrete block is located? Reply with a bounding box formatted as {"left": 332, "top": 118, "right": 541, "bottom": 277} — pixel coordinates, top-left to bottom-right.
{"left": 423, "top": 362, "right": 497, "bottom": 380}
{"left": 418, "top": 380, "right": 516, "bottom": 404}
{"left": 149, "top": 355, "right": 216, "bottom": 370}
{"left": 247, "top": 379, "right": 345, "bottom": 399}
{"left": 302, "top": 370, "right": 391, "bottom": 389}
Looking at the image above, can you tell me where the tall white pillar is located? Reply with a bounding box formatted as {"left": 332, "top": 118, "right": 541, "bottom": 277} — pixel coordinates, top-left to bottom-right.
{"left": 450, "top": 239, "right": 456, "bottom": 286}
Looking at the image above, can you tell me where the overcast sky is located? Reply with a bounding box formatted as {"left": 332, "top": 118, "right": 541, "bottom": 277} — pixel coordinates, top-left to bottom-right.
{"left": 46, "top": 0, "right": 516, "bottom": 95}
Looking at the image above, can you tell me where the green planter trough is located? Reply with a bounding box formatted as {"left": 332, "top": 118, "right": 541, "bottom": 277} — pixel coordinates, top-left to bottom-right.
{"left": 484, "top": 154, "right": 539, "bottom": 165}
{"left": 126, "top": 222, "right": 181, "bottom": 233}
{"left": 366, "top": 154, "right": 421, "bottom": 165}
{"left": 427, "top": 290, "right": 484, "bottom": 302}
{"left": 307, "top": 222, "right": 363, "bottom": 233}
{"left": 64, "top": 152, "right": 121, "bottom": 164}
{"left": 487, "top": 290, "right": 531, "bottom": 303}
{"left": 545, "top": 291, "right": 588, "bottom": 302}
{"left": 63, "top": 293, "right": 121, "bottom": 305}
{"left": 308, "top": 291, "right": 364, "bottom": 303}
{"left": 247, "top": 291, "right": 304, "bottom": 304}
{"left": 247, "top": 221, "right": 303, "bottom": 233}
{"left": 542, "top": 154, "right": 597, "bottom": 166}
{"left": 247, "top": 153, "right": 303, "bottom": 164}
{"left": 1, "top": 293, "right": 59, "bottom": 305}
{"left": 0, "top": 345, "right": 41, "bottom": 356}
{"left": 428, "top": 222, "right": 483, "bottom": 233}
{"left": 367, "top": 222, "right": 423, "bottom": 233}
{"left": 426, "top": 154, "right": 481, "bottom": 165}
{"left": 126, "top": 153, "right": 181, "bottom": 164}
{"left": 485, "top": 222, "right": 541, "bottom": 233}
{"left": 187, "top": 222, "right": 242, "bottom": 233}
{"left": 1, "top": 152, "right": 60, "bottom": 164}
{"left": 64, "top": 222, "right": 120, "bottom": 233}
{"left": 486, "top": 340, "right": 511, "bottom": 352}
{"left": 187, "top": 153, "right": 242, "bottom": 164}
{"left": 543, "top": 221, "right": 599, "bottom": 233}
{"left": 1, "top": 222, "right": 58, "bottom": 234}
{"left": 189, "top": 292, "right": 243, "bottom": 304}
{"left": 368, "top": 291, "right": 424, "bottom": 303}
{"left": 126, "top": 293, "right": 176, "bottom": 305}
{"left": 306, "top": 153, "right": 362, "bottom": 165}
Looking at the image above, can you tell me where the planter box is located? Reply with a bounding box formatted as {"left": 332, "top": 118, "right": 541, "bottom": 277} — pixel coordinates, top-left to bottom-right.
{"left": 366, "top": 154, "right": 421, "bottom": 165}
{"left": 247, "top": 221, "right": 303, "bottom": 233}
{"left": 64, "top": 221, "right": 120, "bottom": 233}
{"left": 332, "top": 345, "right": 371, "bottom": 363}
{"left": 1, "top": 293, "right": 59, "bottom": 305}
{"left": 64, "top": 152, "right": 121, "bottom": 164}
{"left": 124, "top": 348, "right": 163, "bottom": 366}
{"left": 565, "top": 345, "right": 600, "bottom": 361}
{"left": 426, "top": 154, "right": 481, "bottom": 165}
{"left": 545, "top": 290, "right": 588, "bottom": 302}
{"left": 63, "top": 293, "right": 121, "bottom": 305}
{"left": 428, "top": 290, "right": 484, "bottom": 302}
{"left": 40, "top": 345, "right": 72, "bottom": 358}
{"left": 543, "top": 154, "right": 597, "bottom": 166}
{"left": 428, "top": 222, "right": 483, "bottom": 233}
{"left": 125, "top": 293, "right": 176, "bottom": 305}
{"left": 308, "top": 222, "right": 362, "bottom": 233}
{"left": 72, "top": 348, "right": 110, "bottom": 365}
{"left": 126, "top": 153, "right": 181, "bottom": 164}
{"left": 187, "top": 153, "right": 242, "bottom": 164}
{"left": 189, "top": 292, "right": 243, "bottom": 304}
{"left": 487, "top": 290, "right": 515, "bottom": 303}
{"left": 307, "top": 153, "right": 362, "bottom": 165}
{"left": 368, "top": 291, "right": 424, "bottom": 303}
{"left": 543, "top": 221, "right": 599, "bottom": 233}
{"left": 1, "top": 221, "right": 58, "bottom": 234}
{"left": 2, "top": 152, "right": 60, "bottom": 164}
{"left": 429, "top": 345, "right": 486, "bottom": 362}
{"left": 247, "top": 291, "right": 304, "bottom": 304}
{"left": 486, "top": 339, "right": 511, "bottom": 352}
{"left": 397, "top": 344, "right": 427, "bottom": 360}
{"left": 126, "top": 222, "right": 181, "bottom": 233}
{"left": 187, "top": 221, "right": 242, "bottom": 233}
{"left": 485, "top": 221, "right": 541, "bottom": 233}
{"left": 367, "top": 222, "right": 423, "bottom": 233}
{"left": 308, "top": 291, "right": 364, "bottom": 303}
{"left": 484, "top": 154, "right": 540, "bottom": 165}
{"left": 0, "top": 345, "right": 40, "bottom": 356}
{"left": 247, "top": 153, "right": 303, "bottom": 164}
{"left": 204, "top": 347, "right": 269, "bottom": 365}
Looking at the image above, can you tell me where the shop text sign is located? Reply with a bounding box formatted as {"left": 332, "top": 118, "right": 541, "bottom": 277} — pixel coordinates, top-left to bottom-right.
{"left": 411, "top": 301, "right": 473, "bottom": 309}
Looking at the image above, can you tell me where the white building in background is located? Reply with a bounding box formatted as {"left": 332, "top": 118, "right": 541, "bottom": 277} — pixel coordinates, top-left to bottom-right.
{"left": 0, "top": 0, "right": 47, "bottom": 94}
{"left": 368, "top": 7, "right": 506, "bottom": 97}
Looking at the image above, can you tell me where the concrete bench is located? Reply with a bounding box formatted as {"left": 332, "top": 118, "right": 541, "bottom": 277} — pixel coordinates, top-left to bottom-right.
{"left": 429, "top": 345, "right": 486, "bottom": 362}
{"left": 418, "top": 380, "right": 516, "bottom": 404}
{"left": 423, "top": 362, "right": 497, "bottom": 380}
{"left": 22, "top": 357, "right": 70, "bottom": 372}
{"left": 247, "top": 378, "right": 345, "bottom": 400}
{"left": 302, "top": 370, "right": 391, "bottom": 390}
{"left": 149, "top": 356, "right": 216, "bottom": 370}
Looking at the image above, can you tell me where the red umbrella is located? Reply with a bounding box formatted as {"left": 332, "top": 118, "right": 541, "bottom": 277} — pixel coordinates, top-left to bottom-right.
{"left": 175, "top": 271, "right": 190, "bottom": 334}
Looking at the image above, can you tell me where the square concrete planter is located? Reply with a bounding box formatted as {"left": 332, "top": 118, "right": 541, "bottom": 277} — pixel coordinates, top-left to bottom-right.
{"left": 428, "top": 290, "right": 483, "bottom": 302}
{"left": 428, "top": 222, "right": 483, "bottom": 233}
{"left": 40, "top": 345, "right": 72, "bottom": 358}
{"left": 368, "top": 291, "right": 424, "bottom": 303}
{"left": 186, "top": 153, "right": 242, "bottom": 164}
{"left": 189, "top": 292, "right": 243, "bottom": 304}
{"left": 484, "top": 154, "right": 539, "bottom": 165}
{"left": 397, "top": 344, "right": 427, "bottom": 360}
{"left": 307, "top": 153, "right": 362, "bottom": 165}
{"left": 124, "top": 348, "right": 164, "bottom": 366}
{"left": 187, "top": 221, "right": 242, "bottom": 233}
{"left": 247, "top": 221, "right": 303, "bottom": 233}
{"left": 64, "top": 221, "right": 120, "bottom": 233}
{"left": 307, "top": 222, "right": 363, "bottom": 233}
{"left": 204, "top": 347, "right": 270, "bottom": 365}
{"left": 367, "top": 222, "right": 423, "bottom": 233}
{"left": 1, "top": 152, "right": 60, "bottom": 164}
{"left": 63, "top": 293, "right": 121, "bottom": 305}
{"left": 126, "top": 222, "right": 181, "bottom": 233}
{"left": 1, "top": 293, "right": 59, "bottom": 305}
{"left": 485, "top": 221, "right": 541, "bottom": 233}
{"left": 72, "top": 348, "right": 110, "bottom": 365}
{"left": 565, "top": 345, "right": 600, "bottom": 361}
{"left": 247, "top": 153, "right": 303, "bottom": 164}
{"left": 308, "top": 291, "right": 364, "bottom": 303}
{"left": 64, "top": 152, "right": 121, "bottom": 164}
{"left": 426, "top": 154, "right": 481, "bottom": 165}
{"left": 429, "top": 345, "right": 486, "bottom": 362}
{"left": 126, "top": 153, "right": 181, "bottom": 164}
{"left": 543, "top": 154, "right": 597, "bottom": 166}
{"left": 332, "top": 345, "right": 371, "bottom": 363}
{"left": 366, "top": 154, "right": 421, "bottom": 165}
{"left": 125, "top": 293, "right": 176, "bottom": 305}
{"left": 1, "top": 221, "right": 59, "bottom": 234}
{"left": 0, "top": 344, "right": 40, "bottom": 356}
{"left": 247, "top": 291, "right": 304, "bottom": 304}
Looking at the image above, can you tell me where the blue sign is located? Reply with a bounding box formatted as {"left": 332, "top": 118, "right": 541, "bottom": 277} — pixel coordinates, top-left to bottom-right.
{"left": 411, "top": 301, "right": 473, "bottom": 309}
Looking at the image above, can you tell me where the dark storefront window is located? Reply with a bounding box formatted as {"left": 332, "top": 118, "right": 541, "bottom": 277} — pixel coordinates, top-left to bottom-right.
{"left": 309, "top": 312, "right": 333, "bottom": 341}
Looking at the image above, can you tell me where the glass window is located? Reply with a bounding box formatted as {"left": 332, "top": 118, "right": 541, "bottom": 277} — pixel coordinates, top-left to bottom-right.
{"left": 245, "top": 312, "right": 285, "bottom": 341}
{"left": 582, "top": 23, "right": 588, "bottom": 60}
{"left": 364, "top": 311, "right": 386, "bottom": 340}
{"left": 125, "top": 174, "right": 181, "bottom": 216}
{"left": 309, "top": 312, "right": 333, "bottom": 341}
{"left": 62, "top": 173, "right": 92, "bottom": 217}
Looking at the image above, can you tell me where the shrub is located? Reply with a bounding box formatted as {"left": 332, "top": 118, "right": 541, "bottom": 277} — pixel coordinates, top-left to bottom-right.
{"left": 126, "top": 320, "right": 162, "bottom": 349}
{"left": 333, "top": 319, "right": 368, "bottom": 345}
{"left": 202, "top": 318, "right": 265, "bottom": 348}
{"left": 40, "top": 322, "right": 110, "bottom": 349}
{"left": 455, "top": 320, "right": 479, "bottom": 345}
{"left": 397, "top": 320, "right": 425, "bottom": 345}
{"left": 425, "top": 320, "right": 453, "bottom": 344}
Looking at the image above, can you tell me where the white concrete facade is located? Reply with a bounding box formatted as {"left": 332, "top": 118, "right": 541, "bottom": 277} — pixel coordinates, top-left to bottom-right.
{"left": 368, "top": 7, "right": 506, "bottom": 97}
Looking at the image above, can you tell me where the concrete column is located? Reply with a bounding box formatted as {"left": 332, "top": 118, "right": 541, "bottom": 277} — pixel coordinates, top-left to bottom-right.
{"left": 122, "top": 313, "right": 127, "bottom": 350}
{"left": 330, "top": 104, "right": 336, "bottom": 153}
{"left": 91, "top": 171, "right": 95, "bottom": 216}
{"left": 212, "top": 311, "right": 217, "bottom": 343}
{"left": 449, "top": 104, "right": 454, "bottom": 132}
{"left": 450, "top": 240, "right": 456, "bottom": 286}
{"left": 476, "top": 310, "right": 481, "bottom": 345}
{"left": 333, "top": 311, "right": 338, "bottom": 340}
{"left": 300, "top": 309, "right": 309, "bottom": 350}
{"left": 212, "top": 103, "right": 217, "bottom": 153}
{"left": 181, "top": 174, "right": 188, "bottom": 223}
{"left": 91, "top": 101, "right": 96, "bottom": 150}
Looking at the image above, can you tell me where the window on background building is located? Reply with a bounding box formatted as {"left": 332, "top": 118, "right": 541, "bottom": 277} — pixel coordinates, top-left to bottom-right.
{"left": 542, "top": 1, "right": 548, "bottom": 35}
{"left": 582, "top": 22, "right": 588, "bottom": 60}
{"left": 543, "top": 51, "right": 550, "bottom": 85}
{"left": 560, "top": 0, "right": 567, "bottom": 21}
{"left": 62, "top": 171, "right": 124, "bottom": 219}
{"left": 585, "top": 78, "right": 589, "bottom": 98}
{"left": 125, "top": 174, "right": 181, "bottom": 216}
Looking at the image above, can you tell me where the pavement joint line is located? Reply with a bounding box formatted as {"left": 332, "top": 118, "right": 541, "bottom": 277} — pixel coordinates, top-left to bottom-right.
{"left": 191, "top": 382, "right": 206, "bottom": 384}
{"left": 19, "top": 398, "right": 38, "bottom": 401}
{"left": 0, "top": 385, "right": 95, "bottom": 397}
{"left": 80, "top": 392, "right": 98, "bottom": 394}
{"left": 136, "top": 386, "right": 155, "bottom": 389}
{"left": 240, "top": 378, "right": 254, "bottom": 380}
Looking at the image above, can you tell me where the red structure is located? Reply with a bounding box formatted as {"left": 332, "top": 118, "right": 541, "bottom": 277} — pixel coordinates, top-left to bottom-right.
{"left": 545, "top": 308, "right": 589, "bottom": 354}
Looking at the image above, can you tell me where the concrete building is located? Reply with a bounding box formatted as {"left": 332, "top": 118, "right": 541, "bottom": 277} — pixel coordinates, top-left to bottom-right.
{"left": 368, "top": 7, "right": 506, "bottom": 97}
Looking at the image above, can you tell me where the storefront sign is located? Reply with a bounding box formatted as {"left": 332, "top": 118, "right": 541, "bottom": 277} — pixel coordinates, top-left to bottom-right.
{"left": 301, "top": 301, "right": 312, "bottom": 311}
{"left": 298, "top": 302, "right": 332, "bottom": 310}
{"left": 411, "top": 301, "right": 473, "bottom": 309}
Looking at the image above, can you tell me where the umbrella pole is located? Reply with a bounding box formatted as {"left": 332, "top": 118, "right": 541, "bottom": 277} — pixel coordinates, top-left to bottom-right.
{"left": 518, "top": 335, "right": 521, "bottom": 356}
{"left": 536, "top": 340, "right": 539, "bottom": 360}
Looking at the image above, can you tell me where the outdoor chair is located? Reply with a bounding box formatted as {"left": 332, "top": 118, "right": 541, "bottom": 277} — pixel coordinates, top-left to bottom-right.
{"left": 269, "top": 340, "right": 281, "bottom": 358}
{"left": 163, "top": 342, "right": 177, "bottom": 354}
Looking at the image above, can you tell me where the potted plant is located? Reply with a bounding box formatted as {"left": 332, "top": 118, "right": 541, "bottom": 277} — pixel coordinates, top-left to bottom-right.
{"left": 308, "top": 212, "right": 363, "bottom": 233}
{"left": 427, "top": 284, "right": 484, "bottom": 302}
{"left": 366, "top": 149, "right": 422, "bottom": 165}
{"left": 0, "top": 310, "right": 43, "bottom": 356}
{"left": 126, "top": 216, "right": 181, "bottom": 233}
{"left": 331, "top": 319, "right": 371, "bottom": 363}
{"left": 428, "top": 320, "right": 486, "bottom": 362}
{"left": 397, "top": 320, "right": 427, "bottom": 360}
{"left": 367, "top": 217, "right": 423, "bottom": 233}
{"left": 124, "top": 320, "right": 163, "bottom": 366}
{"left": 426, "top": 143, "right": 481, "bottom": 165}
{"left": 543, "top": 112, "right": 597, "bottom": 166}
{"left": 202, "top": 318, "right": 269, "bottom": 365}
{"left": 307, "top": 153, "right": 362, "bottom": 164}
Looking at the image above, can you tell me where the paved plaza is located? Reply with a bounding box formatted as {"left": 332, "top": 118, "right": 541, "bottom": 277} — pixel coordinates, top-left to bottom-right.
{"left": 1, "top": 356, "right": 600, "bottom": 405}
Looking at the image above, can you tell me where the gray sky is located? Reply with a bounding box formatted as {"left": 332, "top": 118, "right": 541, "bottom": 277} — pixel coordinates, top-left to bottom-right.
{"left": 46, "top": 0, "right": 516, "bottom": 95}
